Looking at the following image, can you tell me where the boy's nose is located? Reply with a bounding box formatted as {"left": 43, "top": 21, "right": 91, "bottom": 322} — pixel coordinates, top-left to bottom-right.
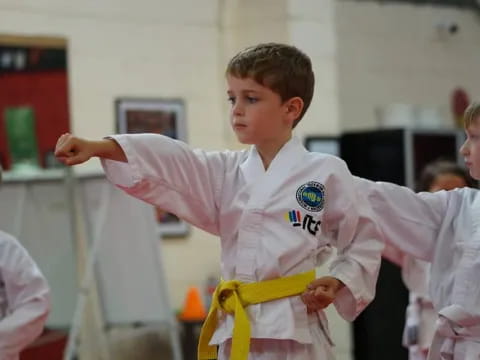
{"left": 459, "top": 141, "right": 468, "bottom": 156}
{"left": 232, "top": 103, "right": 244, "bottom": 116}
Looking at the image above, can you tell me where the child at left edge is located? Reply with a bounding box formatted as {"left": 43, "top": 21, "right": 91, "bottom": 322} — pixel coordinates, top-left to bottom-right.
{"left": 0, "top": 165, "right": 51, "bottom": 360}
{"left": 55, "top": 43, "right": 383, "bottom": 360}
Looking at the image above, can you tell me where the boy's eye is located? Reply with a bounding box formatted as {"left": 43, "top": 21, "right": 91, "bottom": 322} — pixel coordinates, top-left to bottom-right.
{"left": 227, "top": 96, "right": 235, "bottom": 104}
{"left": 246, "top": 96, "right": 258, "bottom": 104}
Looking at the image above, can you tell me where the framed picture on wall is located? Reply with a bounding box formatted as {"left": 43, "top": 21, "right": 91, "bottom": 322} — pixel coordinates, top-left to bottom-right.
{"left": 304, "top": 136, "right": 339, "bottom": 157}
{"left": 115, "top": 98, "right": 189, "bottom": 238}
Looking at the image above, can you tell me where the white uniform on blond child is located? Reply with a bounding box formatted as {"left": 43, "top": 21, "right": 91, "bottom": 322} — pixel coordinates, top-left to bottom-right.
{"left": 357, "top": 177, "right": 480, "bottom": 360}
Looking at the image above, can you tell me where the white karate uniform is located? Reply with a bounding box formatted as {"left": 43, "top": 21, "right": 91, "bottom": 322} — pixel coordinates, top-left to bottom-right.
{"left": 101, "top": 134, "right": 383, "bottom": 359}
{"left": 402, "top": 257, "right": 436, "bottom": 360}
{"left": 0, "top": 230, "right": 50, "bottom": 360}
{"left": 382, "top": 243, "right": 436, "bottom": 360}
{"left": 357, "top": 177, "right": 480, "bottom": 360}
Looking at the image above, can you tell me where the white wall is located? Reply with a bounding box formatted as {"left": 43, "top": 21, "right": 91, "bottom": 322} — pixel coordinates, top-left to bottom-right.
{"left": 336, "top": 1, "right": 480, "bottom": 131}
{"left": 289, "top": 0, "right": 341, "bottom": 138}
{"left": 0, "top": 0, "right": 224, "bottom": 311}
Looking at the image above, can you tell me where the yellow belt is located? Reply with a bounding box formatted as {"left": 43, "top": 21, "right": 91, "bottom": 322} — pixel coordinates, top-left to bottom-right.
{"left": 197, "top": 269, "right": 315, "bottom": 360}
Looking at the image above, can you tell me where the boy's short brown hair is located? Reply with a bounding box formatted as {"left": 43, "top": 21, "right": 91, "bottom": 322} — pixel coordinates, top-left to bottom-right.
{"left": 464, "top": 102, "right": 480, "bottom": 128}
{"left": 226, "top": 43, "right": 315, "bottom": 128}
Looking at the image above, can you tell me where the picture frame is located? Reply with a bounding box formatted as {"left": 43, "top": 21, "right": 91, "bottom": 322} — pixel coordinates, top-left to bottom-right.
{"left": 304, "top": 136, "right": 340, "bottom": 157}
{"left": 115, "top": 97, "right": 189, "bottom": 238}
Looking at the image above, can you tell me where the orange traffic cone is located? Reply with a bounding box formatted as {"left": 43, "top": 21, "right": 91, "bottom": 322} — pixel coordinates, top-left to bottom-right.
{"left": 179, "top": 286, "right": 207, "bottom": 321}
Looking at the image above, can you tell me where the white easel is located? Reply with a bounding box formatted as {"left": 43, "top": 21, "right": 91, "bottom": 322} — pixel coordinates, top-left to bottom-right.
{"left": 63, "top": 170, "right": 183, "bottom": 360}
{"left": 0, "top": 167, "right": 182, "bottom": 360}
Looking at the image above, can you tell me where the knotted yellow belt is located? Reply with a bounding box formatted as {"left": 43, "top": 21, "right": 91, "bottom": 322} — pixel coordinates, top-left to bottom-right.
{"left": 197, "top": 269, "right": 315, "bottom": 360}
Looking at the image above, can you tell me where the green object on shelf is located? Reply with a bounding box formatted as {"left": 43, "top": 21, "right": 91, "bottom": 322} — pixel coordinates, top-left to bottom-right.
{"left": 4, "top": 106, "right": 40, "bottom": 172}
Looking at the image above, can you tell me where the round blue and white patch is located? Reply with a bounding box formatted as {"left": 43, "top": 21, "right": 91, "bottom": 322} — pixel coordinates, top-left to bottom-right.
{"left": 296, "top": 181, "right": 325, "bottom": 212}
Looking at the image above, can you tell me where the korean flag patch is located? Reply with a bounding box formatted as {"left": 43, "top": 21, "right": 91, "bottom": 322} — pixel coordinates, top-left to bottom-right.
{"left": 296, "top": 181, "right": 325, "bottom": 212}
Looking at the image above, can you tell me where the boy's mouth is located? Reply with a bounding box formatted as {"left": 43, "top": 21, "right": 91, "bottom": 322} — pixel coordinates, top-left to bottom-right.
{"left": 233, "top": 123, "right": 247, "bottom": 130}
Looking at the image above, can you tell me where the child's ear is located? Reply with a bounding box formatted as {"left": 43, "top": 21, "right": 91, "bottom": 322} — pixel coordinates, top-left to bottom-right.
{"left": 285, "top": 97, "right": 304, "bottom": 121}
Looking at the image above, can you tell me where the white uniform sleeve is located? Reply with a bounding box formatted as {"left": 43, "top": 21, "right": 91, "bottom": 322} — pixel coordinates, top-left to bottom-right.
{"left": 382, "top": 242, "right": 405, "bottom": 267}
{"left": 402, "top": 256, "right": 431, "bottom": 298}
{"left": 322, "top": 159, "right": 384, "bottom": 321}
{"left": 0, "top": 232, "right": 50, "bottom": 358}
{"left": 101, "top": 134, "right": 229, "bottom": 236}
{"left": 354, "top": 177, "right": 448, "bottom": 261}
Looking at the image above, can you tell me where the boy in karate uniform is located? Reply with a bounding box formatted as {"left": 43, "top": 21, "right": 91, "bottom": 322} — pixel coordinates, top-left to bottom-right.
{"left": 55, "top": 43, "right": 383, "bottom": 360}
{"left": 0, "top": 166, "right": 50, "bottom": 359}
{"left": 306, "top": 102, "right": 480, "bottom": 360}
{"left": 388, "top": 161, "right": 475, "bottom": 360}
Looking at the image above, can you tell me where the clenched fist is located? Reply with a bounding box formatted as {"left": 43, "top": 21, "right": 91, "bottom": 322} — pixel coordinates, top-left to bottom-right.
{"left": 54, "top": 133, "right": 95, "bottom": 166}
{"left": 54, "top": 133, "right": 127, "bottom": 165}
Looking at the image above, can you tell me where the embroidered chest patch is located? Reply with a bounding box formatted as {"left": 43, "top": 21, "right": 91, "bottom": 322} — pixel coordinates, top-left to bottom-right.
{"left": 285, "top": 210, "right": 322, "bottom": 236}
{"left": 296, "top": 181, "right": 325, "bottom": 212}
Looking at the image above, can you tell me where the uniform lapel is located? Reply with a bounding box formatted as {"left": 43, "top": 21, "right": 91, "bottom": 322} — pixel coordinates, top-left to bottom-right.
{"left": 235, "top": 137, "right": 307, "bottom": 280}
{"left": 240, "top": 137, "right": 307, "bottom": 209}
{"left": 239, "top": 146, "right": 264, "bottom": 187}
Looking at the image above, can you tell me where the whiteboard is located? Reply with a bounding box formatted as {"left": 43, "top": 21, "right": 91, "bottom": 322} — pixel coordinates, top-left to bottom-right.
{"left": 79, "top": 175, "right": 174, "bottom": 325}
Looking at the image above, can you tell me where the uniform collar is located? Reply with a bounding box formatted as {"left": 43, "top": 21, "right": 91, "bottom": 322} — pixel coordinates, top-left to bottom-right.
{"left": 240, "top": 136, "right": 306, "bottom": 182}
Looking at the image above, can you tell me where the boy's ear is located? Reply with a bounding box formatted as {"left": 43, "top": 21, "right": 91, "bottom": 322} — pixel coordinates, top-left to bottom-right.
{"left": 285, "top": 97, "right": 304, "bottom": 123}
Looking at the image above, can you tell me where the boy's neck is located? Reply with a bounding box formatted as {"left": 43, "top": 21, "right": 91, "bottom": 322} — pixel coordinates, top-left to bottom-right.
{"left": 256, "top": 134, "right": 292, "bottom": 170}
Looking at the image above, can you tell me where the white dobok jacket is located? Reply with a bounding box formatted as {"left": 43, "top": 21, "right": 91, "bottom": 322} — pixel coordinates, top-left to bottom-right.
{"left": 357, "top": 178, "right": 480, "bottom": 360}
{"left": 0, "top": 231, "right": 50, "bottom": 360}
{"left": 101, "top": 134, "right": 383, "bottom": 347}
{"left": 384, "top": 242, "right": 435, "bottom": 360}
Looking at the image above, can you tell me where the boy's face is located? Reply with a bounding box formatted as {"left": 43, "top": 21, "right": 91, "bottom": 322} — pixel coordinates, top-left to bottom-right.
{"left": 226, "top": 75, "right": 295, "bottom": 146}
{"left": 460, "top": 117, "right": 480, "bottom": 180}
